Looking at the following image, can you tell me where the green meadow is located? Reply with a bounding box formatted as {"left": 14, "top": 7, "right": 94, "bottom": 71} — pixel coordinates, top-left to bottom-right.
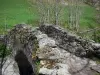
{"left": 0, "top": 0, "right": 39, "bottom": 33}
{"left": 0, "top": 0, "right": 99, "bottom": 33}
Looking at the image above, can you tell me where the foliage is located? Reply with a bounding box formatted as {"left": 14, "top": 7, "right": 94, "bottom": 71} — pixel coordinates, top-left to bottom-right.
{"left": 35, "top": 60, "right": 40, "bottom": 75}
{"left": 88, "top": 24, "right": 100, "bottom": 43}
{"left": 0, "top": 0, "right": 99, "bottom": 33}
{"left": 0, "top": 44, "right": 11, "bottom": 58}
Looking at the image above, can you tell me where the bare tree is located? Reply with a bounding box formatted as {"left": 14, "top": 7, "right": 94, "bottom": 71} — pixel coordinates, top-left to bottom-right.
{"left": 28, "top": 0, "right": 63, "bottom": 25}
{"left": 68, "top": 0, "right": 83, "bottom": 31}
{"left": 54, "top": 0, "right": 61, "bottom": 25}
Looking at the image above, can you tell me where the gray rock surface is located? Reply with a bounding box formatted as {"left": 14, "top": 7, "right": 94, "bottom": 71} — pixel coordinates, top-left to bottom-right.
{"left": 91, "top": 65, "right": 100, "bottom": 73}
{"left": 6, "top": 24, "right": 38, "bottom": 75}
{"left": 1, "top": 24, "right": 100, "bottom": 75}
{"left": 39, "top": 25, "right": 100, "bottom": 57}
{"left": 2, "top": 56, "right": 19, "bottom": 75}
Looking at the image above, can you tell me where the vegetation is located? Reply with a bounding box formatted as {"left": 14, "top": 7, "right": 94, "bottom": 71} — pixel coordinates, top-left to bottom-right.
{"left": 0, "top": 0, "right": 99, "bottom": 32}
{"left": 0, "top": 44, "right": 11, "bottom": 57}
{"left": 0, "top": 0, "right": 39, "bottom": 34}
{"left": 0, "top": 43, "right": 11, "bottom": 71}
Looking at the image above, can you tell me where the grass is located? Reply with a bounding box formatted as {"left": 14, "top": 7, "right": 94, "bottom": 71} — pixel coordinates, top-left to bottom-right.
{"left": 80, "top": 5, "right": 99, "bottom": 29}
{"left": 65, "top": 4, "right": 99, "bottom": 30}
{"left": 0, "top": 0, "right": 39, "bottom": 34}
{"left": 0, "top": 0, "right": 99, "bottom": 34}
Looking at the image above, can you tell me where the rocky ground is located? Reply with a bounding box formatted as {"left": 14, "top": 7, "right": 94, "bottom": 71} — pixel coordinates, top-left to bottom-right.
{"left": 0, "top": 24, "right": 100, "bottom": 75}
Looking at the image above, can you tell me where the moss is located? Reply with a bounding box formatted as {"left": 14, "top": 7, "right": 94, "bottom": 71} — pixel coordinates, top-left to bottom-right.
{"left": 36, "top": 61, "right": 41, "bottom": 75}
{"left": 95, "top": 72, "right": 100, "bottom": 75}
{"left": 32, "top": 38, "right": 39, "bottom": 58}
{"left": 32, "top": 38, "right": 40, "bottom": 75}
{"left": 92, "top": 57, "right": 100, "bottom": 64}
{"left": 96, "top": 59, "right": 100, "bottom": 64}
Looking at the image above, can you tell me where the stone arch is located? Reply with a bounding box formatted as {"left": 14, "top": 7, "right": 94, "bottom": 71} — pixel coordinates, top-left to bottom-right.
{"left": 15, "top": 50, "right": 34, "bottom": 75}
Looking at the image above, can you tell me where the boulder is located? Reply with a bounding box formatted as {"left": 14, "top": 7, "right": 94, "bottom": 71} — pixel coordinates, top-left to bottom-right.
{"left": 2, "top": 56, "right": 19, "bottom": 75}
{"left": 1, "top": 24, "right": 100, "bottom": 75}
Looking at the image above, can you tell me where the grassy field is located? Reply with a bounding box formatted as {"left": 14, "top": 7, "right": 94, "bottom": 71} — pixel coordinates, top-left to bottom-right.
{"left": 0, "top": 0, "right": 99, "bottom": 34}
{"left": 63, "top": 4, "right": 99, "bottom": 30}
{"left": 0, "top": 0, "right": 39, "bottom": 33}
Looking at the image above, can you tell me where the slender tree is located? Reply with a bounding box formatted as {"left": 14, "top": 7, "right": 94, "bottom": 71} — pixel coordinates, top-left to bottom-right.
{"left": 28, "top": 0, "right": 63, "bottom": 25}
{"left": 68, "top": 0, "right": 83, "bottom": 31}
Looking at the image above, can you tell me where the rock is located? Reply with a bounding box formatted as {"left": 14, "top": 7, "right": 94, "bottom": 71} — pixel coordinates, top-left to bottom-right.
{"left": 39, "top": 63, "right": 71, "bottom": 75}
{"left": 1, "top": 24, "right": 100, "bottom": 75}
{"left": 39, "top": 25, "right": 96, "bottom": 57}
{"left": 92, "top": 43, "right": 100, "bottom": 58}
{"left": 0, "top": 35, "right": 5, "bottom": 44}
{"left": 35, "top": 31, "right": 56, "bottom": 48}
{"left": 91, "top": 65, "right": 100, "bottom": 73}
{"left": 2, "top": 56, "right": 19, "bottom": 75}
{"left": 92, "top": 43, "right": 100, "bottom": 47}
{"left": 6, "top": 24, "right": 38, "bottom": 75}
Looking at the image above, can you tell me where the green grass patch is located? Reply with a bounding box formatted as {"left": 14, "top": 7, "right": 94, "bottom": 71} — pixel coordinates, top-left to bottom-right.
{"left": 0, "top": 0, "right": 99, "bottom": 34}
{"left": 0, "top": 0, "right": 39, "bottom": 34}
